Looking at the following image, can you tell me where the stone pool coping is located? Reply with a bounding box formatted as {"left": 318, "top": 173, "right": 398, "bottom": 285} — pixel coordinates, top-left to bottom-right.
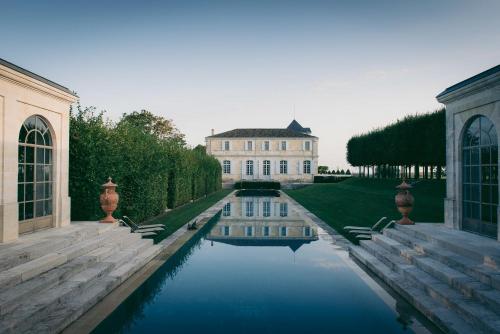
{"left": 62, "top": 191, "right": 234, "bottom": 334}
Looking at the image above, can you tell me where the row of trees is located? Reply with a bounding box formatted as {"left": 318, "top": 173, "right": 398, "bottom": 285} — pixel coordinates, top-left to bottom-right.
{"left": 346, "top": 109, "right": 446, "bottom": 179}
{"left": 318, "top": 166, "right": 351, "bottom": 175}
{"left": 69, "top": 105, "right": 221, "bottom": 223}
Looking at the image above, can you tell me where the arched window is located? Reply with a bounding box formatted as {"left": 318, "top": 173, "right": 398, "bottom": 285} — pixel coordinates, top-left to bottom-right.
{"left": 18, "top": 116, "right": 53, "bottom": 231}
{"left": 462, "top": 116, "right": 498, "bottom": 238}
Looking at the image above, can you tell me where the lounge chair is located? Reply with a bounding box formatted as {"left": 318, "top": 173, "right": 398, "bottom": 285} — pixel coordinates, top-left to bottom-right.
{"left": 354, "top": 220, "right": 396, "bottom": 240}
{"left": 122, "top": 216, "right": 165, "bottom": 230}
{"left": 344, "top": 217, "right": 387, "bottom": 233}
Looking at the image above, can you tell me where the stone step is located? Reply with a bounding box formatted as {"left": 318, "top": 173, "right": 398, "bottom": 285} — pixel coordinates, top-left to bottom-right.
{"left": 395, "top": 224, "right": 500, "bottom": 269}
{"left": 360, "top": 240, "right": 500, "bottom": 333}
{"left": 108, "top": 244, "right": 161, "bottom": 284}
{"left": 22, "top": 244, "right": 161, "bottom": 334}
{"left": 0, "top": 261, "right": 115, "bottom": 334}
{"left": 385, "top": 228, "right": 500, "bottom": 291}
{"left": 349, "top": 245, "right": 478, "bottom": 334}
{"left": 373, "top": 233, "right": 500, "bottom": 315}
{"left": 0, "top": 254, "right": 99, "bottom": 316}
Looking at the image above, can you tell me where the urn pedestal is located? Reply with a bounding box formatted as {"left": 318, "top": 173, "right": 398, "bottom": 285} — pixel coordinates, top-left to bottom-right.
{"left": 100, "top": 177, "right": 119, "bottom": 223}
{"left": 395, "top": 180, "right": 414, "bottom": 225}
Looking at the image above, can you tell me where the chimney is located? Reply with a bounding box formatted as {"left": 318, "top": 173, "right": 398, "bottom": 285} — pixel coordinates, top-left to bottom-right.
{"left": 211, "top": 128, "right": 215, "bottom": 136}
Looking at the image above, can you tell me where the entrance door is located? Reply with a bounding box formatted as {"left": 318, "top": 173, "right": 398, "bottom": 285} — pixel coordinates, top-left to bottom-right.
{"left": 462, "top": 116, "right": 498, "bottom": 238}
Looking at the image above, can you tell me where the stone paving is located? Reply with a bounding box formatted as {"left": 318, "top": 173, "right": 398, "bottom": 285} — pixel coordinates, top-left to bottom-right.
{"left": 350, "top": 223, "right": 500, "bottom": 334}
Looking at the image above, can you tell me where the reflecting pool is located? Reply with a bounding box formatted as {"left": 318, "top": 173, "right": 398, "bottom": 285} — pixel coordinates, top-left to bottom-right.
{"left": 93, "top": 194, "right": 436, "bottom": 334}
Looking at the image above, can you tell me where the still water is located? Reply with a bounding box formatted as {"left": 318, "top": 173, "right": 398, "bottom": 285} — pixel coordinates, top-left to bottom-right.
{"left": 93, "top": 194, "right": 431, "bottom": 334}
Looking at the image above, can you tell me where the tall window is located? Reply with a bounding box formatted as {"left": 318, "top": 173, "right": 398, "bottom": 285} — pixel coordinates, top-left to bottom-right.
{"left": 264, "top": 141, "right": 270, "bottom": 151}
{"left": 280, "top": 160, "right": 288, "bottom": 174}
{"left": 222, "top": 226, "right": 230, "bottom": 236}
{"left": 304, "top": 226, "right": 311, "bottom": 237}
{"left": 462, "top": 116, "right": 498, "bottom": 238}
{"left": 224, "top": 141, "right": 230, "bottom": 151}
{"left": 263, "top": 226, "right": 270, "bottom": 236}
{"left": 246, "top": 160, "right": 254, "bottom": 175}
{"left": 223, "top": 202, "right": 231, "bottom": 217}
{"left": 281, "top": 141, "right": 287, "bottom": 151}
{"left": 263, "top": 160, "right": 271, "bottom": 176}
{"left": 304, "top": 141, "right": 311, "bottom": 151}
{"left": 246, "top": 226, "right": 253, "bottom": 236}
{"left": 18, "top": 115, "right": 53, "bottom": 222}
{"left": 223, "top": 160, "right": 231, "bottom": 174}
{"left": 247, "top": 141, "right": 253, "bottom": 151}
{"left": 245, "top": 201, "right": 254, "bottom": 217}
{"left": 280, "top": 203, "right": 288, "bottom": 217}
{"left": 280, "top": 226, "right": 287, "bottom": 236}
{"left": 263, "top": 201, "right": 271, "bottom": 217}
{"left": 303, "top": 160, "right": 311, "bottom": 174}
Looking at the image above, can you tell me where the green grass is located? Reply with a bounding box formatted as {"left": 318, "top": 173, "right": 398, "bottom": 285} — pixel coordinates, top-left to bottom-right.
{"left": 286, "top": 178, "right": 445, "bottom": 240}
{"left": 143, "top": 189, "right": 232, "bottom": 241}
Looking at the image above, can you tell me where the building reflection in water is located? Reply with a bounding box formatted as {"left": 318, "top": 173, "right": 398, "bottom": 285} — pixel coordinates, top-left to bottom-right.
{"left": 208, "top": 196, "right": 318, "bottom": 251}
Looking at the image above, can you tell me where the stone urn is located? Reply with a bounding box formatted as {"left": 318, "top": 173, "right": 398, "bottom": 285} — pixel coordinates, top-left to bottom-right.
{"left": 100, "top": 177, "right": 119, "bottom": 223}
{"left": 395, "top": 180, "right": 414, "bottom": 225}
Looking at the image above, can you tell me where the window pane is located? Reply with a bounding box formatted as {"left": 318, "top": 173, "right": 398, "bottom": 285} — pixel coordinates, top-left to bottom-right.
{"left": 492, "top": 185, "right": 498, "bottom": 204}
{"left": 26, "top": 165, "right": 34, "bottom": 182}
{"left": 18, "top": 146, "right": 25, "bottom": 163}
{"left": 471, "top": 203, "right": 480, "bottom": 219}
{"left": 471, "top": 148, "right": 479, "bottom": 164}
{"left": 481, "top": 147, "right": 490, "bottom": 164}
{"left": 18, "top": 184, "right": 24, "bottom": 202}
{"left": 44, "top": 166, "right": 51, "bottom": 181}
{"left": 44, "top": 132, "right": 52, "bottom": 146}
{"left": 482, "top": 204, "right": 492, "bottom": 223}
{"left": 482, "top": 166, "right": 490, "bottom": 183}
{"left": 25, "top": 183, "right": 33, "bottom": 201}
{"left": 45, "top": 199, "right": 52, "bottom": 215}
{"left": 463, "top": 185, "right": 470, "bottom": 201}
{"left": 25, "top": 202, "right": 34, "bottom": 219}
{"left": 36, "top": 183, "right": 45, "bottom": 200}
{"left": 492, "top": 166, "right": 498, "bottom": 183}
{"left": 35, "top": 201, "right": 44, "bottom": 217}
{"left": 482, "top": 185, "right": 491, "bottom": 204}
{"left": 19, "top": 125, "right": 27, "bottom": 143}
{"left": 45, "top": 149, "right": 52, "bottom": 164}
{"left": 18, "top": 165, "right": 25, "bottom": 183}
{"left": 36, "top": 148, "right": 44, "bottom": 164}
{"left": 463, "top": 166, "right": 470, "bottom": 183}
{"left": 18, "top": 203, "right": 24, "bottom": 221}
{"left": 463, "top": 149, "right": 470, "bottom": 165}
{"left": 26, "top": 147, "right": 34, "bottom": 163}
{"left": 36, "top": 165, "right": 44, "bottom": 182}
{"left": 471, "top": 166, "right": 479, "bottom": 183}
{"left": 27, "top": 132, "right": 36, "bottom": 144}
{"left": 36, "top": 132, "right": 45, "bottom": 146}
{"left": 24, "top": 116, "right": 36, "bottom": 131}
{"left": 45, "top": 183, "right": 52, "bottom": 199}
{"left": 471, "top": 184, "right": 480, "bottom": 202}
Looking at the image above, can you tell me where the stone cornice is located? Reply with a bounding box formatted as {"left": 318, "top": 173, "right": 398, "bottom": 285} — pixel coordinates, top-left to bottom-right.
{"left": 436, "top": 69, "right": 500, "bottom": 104}
{"left": 0, "top": 64, "right": 78, "bottom": 104}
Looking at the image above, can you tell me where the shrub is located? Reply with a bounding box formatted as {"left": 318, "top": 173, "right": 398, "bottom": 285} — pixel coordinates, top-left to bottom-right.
{"left": 234, "top": 181, "right": 281, "bottom": 190}
{"left": 314, "top": 175, "right": 350, "bottom": 183}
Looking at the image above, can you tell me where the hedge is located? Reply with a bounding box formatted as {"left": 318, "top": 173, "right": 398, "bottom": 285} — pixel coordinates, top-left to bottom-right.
{"left": 346, "top": 109, "right": 445, "bottom": 179}
{"left": 69, "top": 105, "right": 221, "bottom": 223}
{"left": 314, "top": 176, "right": 350, "bottom": 183}
{"left": 234, "top": 181, "right": 281, "bottom": 190}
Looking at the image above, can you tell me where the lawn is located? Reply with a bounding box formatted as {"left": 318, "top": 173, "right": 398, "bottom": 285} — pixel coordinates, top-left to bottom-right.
{"left": 285, "top": 178, "right": 445, "bottom": 240}
{"left": 142, "top": 189, "right": 232, "bottom": 241}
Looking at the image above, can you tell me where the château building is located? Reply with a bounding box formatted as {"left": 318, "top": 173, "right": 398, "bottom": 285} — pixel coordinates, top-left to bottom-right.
{"left": 205, "top": 120, "right": 319, "bottom": 185}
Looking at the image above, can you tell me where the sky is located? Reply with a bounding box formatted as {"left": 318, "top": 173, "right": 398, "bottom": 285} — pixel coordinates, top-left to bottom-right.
{"left": 1, "top": 0, "right": 500, "bottom": 169}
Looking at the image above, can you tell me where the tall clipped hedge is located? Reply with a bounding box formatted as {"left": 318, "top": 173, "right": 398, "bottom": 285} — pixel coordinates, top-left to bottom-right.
{"left": 346, "top": 109, "right": 445, "bottom": 179}
{"left": 69, "top": 105, "right": 221, "bottom": 222}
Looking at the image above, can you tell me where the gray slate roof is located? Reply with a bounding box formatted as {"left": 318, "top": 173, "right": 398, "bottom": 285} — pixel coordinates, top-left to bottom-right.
{"left": 286, "top": 119, "right": 311, "bottom": 134}
{"left": 0, "top": 58, "right": 77, "bottom": 97}
{"left": 208, "top": 128, "right": 316, "bottom": 138}
{"left": 436, "top": 64, "right": 500, "bottom": 99}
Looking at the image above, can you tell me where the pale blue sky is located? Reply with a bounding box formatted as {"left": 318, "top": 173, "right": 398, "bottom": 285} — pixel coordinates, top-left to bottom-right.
{"left": 1, "top": 0, "right": 499, "bottom": 168}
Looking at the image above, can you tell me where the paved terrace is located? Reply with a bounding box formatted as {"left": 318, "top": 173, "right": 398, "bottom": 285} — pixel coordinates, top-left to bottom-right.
{"left": 350, "top": 223, "right": 500, "bottom": 334}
